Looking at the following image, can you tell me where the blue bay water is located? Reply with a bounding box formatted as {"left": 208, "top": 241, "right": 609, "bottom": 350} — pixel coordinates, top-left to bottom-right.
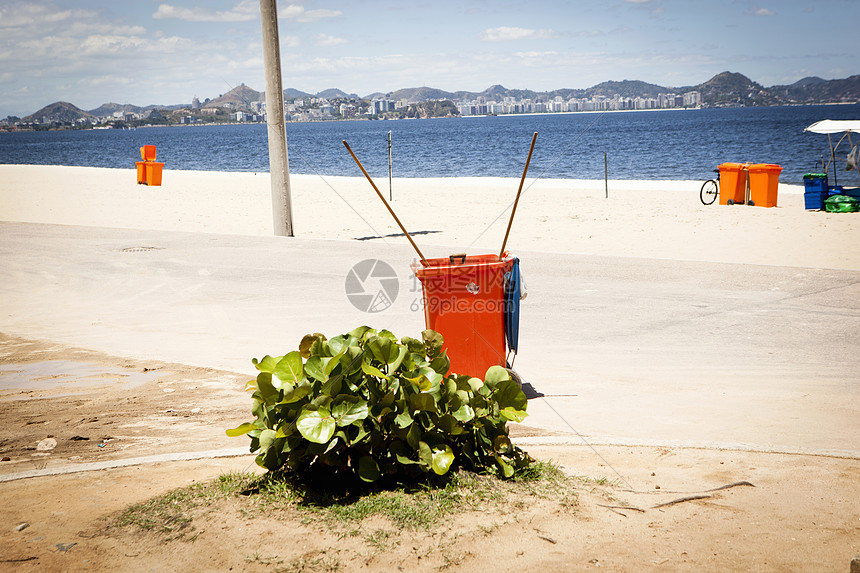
{"left": 1, "top": 104, "right": 858, "bottom": 184}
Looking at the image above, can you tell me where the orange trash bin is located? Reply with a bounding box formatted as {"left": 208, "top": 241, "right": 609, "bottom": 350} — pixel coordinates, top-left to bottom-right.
{"left": 718, "top": 162, "right": 748, "bottom": 205}
{"left": 747, "top": 163, "right": 782, "bottom": 207}
{"left": 144, "top": 162, "right": 164, "bottom": 186}
{"left": 412, "top": 253, "right": 513, "bottom": 377}
{"left": 135, "top": 161, "right": 147, "bottom": 184}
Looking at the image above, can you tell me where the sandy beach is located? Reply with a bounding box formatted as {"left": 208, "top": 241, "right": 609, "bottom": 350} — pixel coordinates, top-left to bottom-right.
{"left": 1, "top": 164, "right": 858, "bottom": 270}
{"left": 1, "top": 164, "right": 858, "bottom": 571}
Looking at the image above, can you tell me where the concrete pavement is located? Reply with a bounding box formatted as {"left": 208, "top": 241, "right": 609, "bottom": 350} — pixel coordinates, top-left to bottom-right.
{"left": 1, "top": 221, "right": 857, "bottom": 458}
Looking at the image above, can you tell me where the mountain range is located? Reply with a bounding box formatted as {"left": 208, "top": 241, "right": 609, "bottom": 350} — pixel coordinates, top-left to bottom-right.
{"left": 15, "top": 71, "right": 860, "bottom": 124}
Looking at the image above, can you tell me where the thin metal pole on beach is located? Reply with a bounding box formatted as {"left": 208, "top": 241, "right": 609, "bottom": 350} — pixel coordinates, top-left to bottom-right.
{"left": 343, "top": 140, "right": 428, "bottom": 265}
{"left": 260, "top": 0, "right": 294, "bottom": 237}
{"left": 388, "top": 131, "right": 393, "bottom": 201}
{"left": 604, "top": 152, "right": 608, "bottom": 199}
{"left": 499, "top": 132, "right": 538, "bottom": 259}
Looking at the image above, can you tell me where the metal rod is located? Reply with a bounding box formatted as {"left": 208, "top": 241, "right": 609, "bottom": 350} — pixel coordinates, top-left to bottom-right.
{"left": 388, "top": 131, "right": 393, "bottom": 201}
{"left": 499, "top": 132, "right": 538, "bottom": 259}
{"left": 604, "top": 151, "right": 608, "bottom": 198}
{"left": 342, "top": 140, "right": 428, "bottom": 265}
{"left": 259, "top": 0, "right": 293, "bottom": 237}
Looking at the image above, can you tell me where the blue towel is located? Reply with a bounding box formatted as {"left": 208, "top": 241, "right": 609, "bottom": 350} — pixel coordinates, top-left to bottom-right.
{"left": 504, "top": 258, "right": 521, "bottom": 355}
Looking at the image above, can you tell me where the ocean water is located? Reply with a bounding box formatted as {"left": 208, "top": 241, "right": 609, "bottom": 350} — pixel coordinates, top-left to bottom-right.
{"left": 2, "top": 104, "right": 859, "bottom": 183}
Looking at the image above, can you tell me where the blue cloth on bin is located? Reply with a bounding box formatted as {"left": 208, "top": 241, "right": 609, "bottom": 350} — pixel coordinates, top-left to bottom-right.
{"left": 504, "top": 258, "right": 521, "bottom": 355}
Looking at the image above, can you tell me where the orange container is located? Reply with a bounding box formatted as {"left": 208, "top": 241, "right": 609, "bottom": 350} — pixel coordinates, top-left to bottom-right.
{"left": 135, "top": 161, "right": 147, "bottom": 184}
{"left": 747, "top": 163, "right": 782, "bottom": 207}
{"left": 140, "top": 145, "right": 157, "bottom": 161}
{"left": 144, "top": 162, "right": 164, "bottom": 186}
{"left": 718, "top": 163, "right": 748, "bottom": 205}
{"left": 412, "top": 253, "right": 513, "bottom": 377}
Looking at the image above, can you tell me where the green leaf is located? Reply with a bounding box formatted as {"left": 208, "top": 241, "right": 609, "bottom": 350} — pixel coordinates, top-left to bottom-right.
{"left": 493, "top": 379, "right": 528, "bottom": 411}
{"left": 500, "top": 406, "right": 528, "bottom": 423}
{"left": 361, "top": 360, "right": 387, "bottom": 378}
{"left": 281, "top": 379, "right": 313, "bottom": 404}
{"left": 304, "top": 356, "right": 327, "bottom": 382}
{"left": 296, "top": 407, "right": 336, "bottom": 444}
{"left": 252, "top": 355, "right": 281, "bottom": 374}
{"left": 299, "top": 333, "right": 325, "bottom": 359}
{"left": 429, "top": 352, "right": 450, "bottom": 376}
{"left": 321, "top": 374, "right": 343, "bottom": 397}
{"left": 331, "top": 395, "right": 369, "bottom": 426}
{"left": 452, "top": 404, "right": 475, "bottom": 422}
{"left": 484, "top": 365, "right": 510, "bottom": 387}
{"left": 494, "top": 454, "right": 515, "bottom": 479}
{"left": 494, "top": 435, "right": 513, "bottom": 454}
{"left": 274, "top": 351, "right": 304, "bottom": 386}
{"left": 401, "top": 336, "right": 424, "bottom": 354}
{"left": 394, "top": 410, "right": 413, "bottom": 428}
{"left": 388, "top": 345, "right": 408, "bottom": 373}
{"left": 256, "top": 372, "right": 280, "bottom": 404}
{"left": 258, "top": 428, "right": 277, "bottom": 452}
{"left": 422, "top": 329, "right": 444, "bottom": 357}
{"left": 467, "top": 377, "right": 484, "bottom": 393}
{"left": 368, "top": 336, "right": 399, "bottom": 365}
{"left": 418, "top": 441, "right": 433, "bottom": 468}
{"left": 225, "top": 422, "right": 258, "bottom": 437}
{"left": 431, "top": 445, "right": 455, "bottom": 475}
{"left": 408, "top": 393, "right": 437, "bottom": 413}
{"left": 348, "top": 326, "right": 373, "bottom": 340}
{"left": 358, "top": 456, "right": 380, "bottom": 482}
{"left": 406, "top": 423, "right": 422, "bottom": 450}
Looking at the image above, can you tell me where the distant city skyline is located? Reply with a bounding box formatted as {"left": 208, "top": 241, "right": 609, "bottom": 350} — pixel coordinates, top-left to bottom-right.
{"left": 1, "top": 0, "right": 858, "bottom": 118}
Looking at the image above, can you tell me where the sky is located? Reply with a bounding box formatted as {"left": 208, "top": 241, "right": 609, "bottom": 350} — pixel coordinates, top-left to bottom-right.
{"left": 1, "top": 0, "right": 858, "bottom": 117}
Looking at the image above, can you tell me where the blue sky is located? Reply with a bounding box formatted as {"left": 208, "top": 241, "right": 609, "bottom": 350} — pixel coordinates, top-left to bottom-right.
{"left": 0, "top": 0, "right": 857, "bottom": 117}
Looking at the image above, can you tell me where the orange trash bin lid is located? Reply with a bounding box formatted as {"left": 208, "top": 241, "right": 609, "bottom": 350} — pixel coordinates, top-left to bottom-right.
{"left": 140, "top": 145, "right": 157, "bottom": 161}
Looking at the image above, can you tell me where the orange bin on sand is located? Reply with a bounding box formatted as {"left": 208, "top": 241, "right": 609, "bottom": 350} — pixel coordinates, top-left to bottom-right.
{"left": 135, "top": 161, "right": 147, "bottom": 184}
{"left": 718, "top": 162, "right": 749, "bottom": 205}
{"left": 747, "top": 163, "right": 782, "bottom": 208}
{"left": 144, "top": 162, "right": 164, "bottom": 186}
{"left": 136, "top": 145, "right": 163, "bottom": 185}
{"left": 412, "top": 253, "right": 513, "bottom": 378}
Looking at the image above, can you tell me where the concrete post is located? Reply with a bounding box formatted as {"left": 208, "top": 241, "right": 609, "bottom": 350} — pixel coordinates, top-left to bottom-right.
{"left": 259, "top": 0, "right": 293, "bottom": 236}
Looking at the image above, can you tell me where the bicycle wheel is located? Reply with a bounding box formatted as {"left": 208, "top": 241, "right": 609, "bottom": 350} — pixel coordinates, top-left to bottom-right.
{"left": 700, "top": 179, "right": 718, "bottom": 205}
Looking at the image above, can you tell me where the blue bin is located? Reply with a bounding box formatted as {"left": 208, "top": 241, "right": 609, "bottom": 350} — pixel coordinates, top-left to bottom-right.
{"left": 803, "top": 173, "right": 828, "bottom": 210}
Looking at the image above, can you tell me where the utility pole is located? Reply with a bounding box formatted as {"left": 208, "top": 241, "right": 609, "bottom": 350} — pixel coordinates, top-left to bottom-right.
{"left": 260, "top": 0, "right": 293, "bottom": 236}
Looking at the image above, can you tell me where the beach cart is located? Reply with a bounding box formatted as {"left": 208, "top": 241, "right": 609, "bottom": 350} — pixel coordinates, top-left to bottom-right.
{"left": 343, "top": 134, "right": 535, "bottom": 381}
{"left": 803, "top": 120, "right": 860, "bottom": 200}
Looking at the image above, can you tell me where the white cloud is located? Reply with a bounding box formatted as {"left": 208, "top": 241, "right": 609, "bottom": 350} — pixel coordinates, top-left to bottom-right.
{"left": 153, "top": 1, "right": 258, "bottom": 23}
{"left": 748, "top": 7, "right": 776, "bottom": 16}
{"left": 480, "top": 27, "right": 557, "bottom": 42}
{"left": 314, "top": 34, "right": 347, "bottom": 47}
{"left": 280, "top": 5, "right": 342, "bottom": 23}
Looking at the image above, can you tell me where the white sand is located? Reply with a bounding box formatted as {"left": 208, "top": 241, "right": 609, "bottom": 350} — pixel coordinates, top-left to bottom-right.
{"left": 1, "top": 164, "right": 858, "bottom": 270}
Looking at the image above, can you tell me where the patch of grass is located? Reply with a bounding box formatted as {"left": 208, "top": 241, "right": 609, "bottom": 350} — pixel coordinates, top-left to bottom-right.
{"left": 114, "top": 461, "right": 577, "bottom": 542}
{"left": 281, "top": 550, "right": 342, "bottom": 573}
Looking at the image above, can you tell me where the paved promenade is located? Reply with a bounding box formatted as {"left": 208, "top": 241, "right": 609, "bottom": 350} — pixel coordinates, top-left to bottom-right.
{"left": 1, "top": 221, "right": 858, "bottom": 457}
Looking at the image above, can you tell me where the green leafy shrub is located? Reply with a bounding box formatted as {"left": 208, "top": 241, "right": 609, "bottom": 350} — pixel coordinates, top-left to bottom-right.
{"left": 227, "top": 326, "right": 532, "bottom": 484}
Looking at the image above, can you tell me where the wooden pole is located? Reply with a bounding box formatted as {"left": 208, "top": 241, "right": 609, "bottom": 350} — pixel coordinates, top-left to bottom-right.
{"left": 499, "top": 132, "right": 538, "bottom": 258}
{"left": 260, "top": 0, "right": 293, "bottom": 236}
{"left": 343, "top": 140, "right": 428, "bottom": 265}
